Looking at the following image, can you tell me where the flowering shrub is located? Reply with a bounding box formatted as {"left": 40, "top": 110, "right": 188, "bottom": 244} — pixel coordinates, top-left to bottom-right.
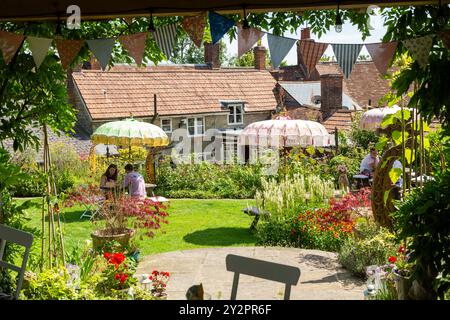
{"left": 100, "top": 252, "right": 137, "bottom": 291}
{"left": 63, "top": 184, "right": 104, "bottom": 208}
{"left": 149, "top": 270, "right": 170, "bottom": 296}
{"left": 388, "top": 245, "right": 413, "bottom": 278}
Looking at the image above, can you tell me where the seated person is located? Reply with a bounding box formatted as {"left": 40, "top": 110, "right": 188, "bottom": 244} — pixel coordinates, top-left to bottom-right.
{"left": 360, "top": 147, "right": 380, "bottom": 178}
{"left": 123, "top": 164, "right": 146, "bottom": 199}
{"left": 100, "top": 164, "right": 118, "bottom": 188}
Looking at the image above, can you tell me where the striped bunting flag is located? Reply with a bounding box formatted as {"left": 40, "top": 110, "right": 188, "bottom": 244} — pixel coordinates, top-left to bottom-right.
{"left": 403, "top": 35, "right": 433, "bottom": 70}
{"left": 298, "top": 40, "right": 328, "bottom": 77}
{"left": 267, "top": 33, "right": 296, "bottom": 69}
{"left": 0, "top": 30, "right": 24, "bottom": 65}
{"left": 365, "top": 42, "right": 398, "bottom": 75}
{"left": 209, "top": 11, "right": 235, "bottom": 45}
{"left": 332, "top": 44, "right": 363, "bottom": 79}
{"left": 87, "top": 38, "right": 115, "bottom": 70}
{"left": 152, "top": 24, "right": 178, "bottom": 60}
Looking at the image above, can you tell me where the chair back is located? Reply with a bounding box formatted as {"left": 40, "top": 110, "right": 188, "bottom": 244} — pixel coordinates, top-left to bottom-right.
{"left": 225, "top": 254, "right": 300, "bottom": 300}
{"left": 0, "top": 224, "right": 34, "bottom": 300}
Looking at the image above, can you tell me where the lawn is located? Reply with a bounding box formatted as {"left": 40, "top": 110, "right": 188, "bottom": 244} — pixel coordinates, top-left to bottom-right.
{"left": 21, "top": 198, "right": 257, "bottom": 256}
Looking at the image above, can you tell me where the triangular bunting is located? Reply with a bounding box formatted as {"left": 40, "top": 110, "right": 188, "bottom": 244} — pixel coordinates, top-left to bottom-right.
{"left": 182, "top": 14, "right": 206, "bottom": 48}
{"left": 208, "top": 11, "right": 235, "bottom": 45}
{"left": 0, "top": 30, "right": 24, "bottom": 65}
{"left": 365, "top": 42, "right": 398, "bottom": 75}
{"left": 298, "top": 40, "right": 328, "bottom": 76}
{"left": 87, "top": 39, "right": 115, "bottom": 70}
{"left": 267, "top": 33, "right": 296, "bottom": 69}
{"left": 152, "top": 24, "right": 178, "bottom": 60}
{"left": 27, "top": 37, "right": 53, "bottom": 68}
{"left": 237, "top": 24, "right": 264, "bottom": 58}
{"left": 56, "top": 39, "right": 84, "bottom": 70}
{"left": 439, "top": 30, "right": 450, "bottom": 50}
{"left": 119, "top": 32, "right": 147, "bottom": 66}
{"left": 332, "top": 43, "right": 363, "bottom": 79}
{"left": 403, "top": 35, "right": 433, "bottom": 70}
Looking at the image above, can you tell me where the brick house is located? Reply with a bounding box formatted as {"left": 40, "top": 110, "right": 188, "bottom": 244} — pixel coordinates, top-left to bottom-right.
{"left": 68, "top": 45, "right": 278, "bottom": 158}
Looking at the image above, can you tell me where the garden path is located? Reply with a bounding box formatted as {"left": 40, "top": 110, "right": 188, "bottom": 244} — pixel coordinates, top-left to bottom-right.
{"left": 137, "top": 246, "right": 366, "bottom": 300}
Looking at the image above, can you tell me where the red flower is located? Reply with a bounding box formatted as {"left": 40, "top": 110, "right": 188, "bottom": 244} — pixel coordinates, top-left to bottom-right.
{"left": 398, "top": 246, "right": 406, "bottom": 253}
{"left": 110, "top": 253, "right": 126, "bottom": 265}
{"left": 115, "top": 273, "right": 120, "bottom": 280}
{"left": 149, "top": 276, "right": 153, "bottom": 280}
{"left": 104, "top": 252, "right": 111, "bottom": 260}
{"left": 388, "top": 256, "right": 397, "bottom": 263}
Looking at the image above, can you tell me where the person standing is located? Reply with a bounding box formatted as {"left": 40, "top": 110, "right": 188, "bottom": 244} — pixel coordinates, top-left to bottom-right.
{"left": 123, "top": 164, "right": 146, "bottom": 199}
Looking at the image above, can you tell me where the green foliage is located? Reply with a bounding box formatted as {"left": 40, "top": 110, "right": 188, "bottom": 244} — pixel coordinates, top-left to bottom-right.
{"left": 350, "top": 112, "right": 379, "bottom": 149}
{"left": 338, "top": 219, "right": 397, "bottom": 278}
{"left": 393, "top": 169, "right": 450, "bottom": 299}
{"left": 156, "top": 155, "right": 263, "bottom": 198}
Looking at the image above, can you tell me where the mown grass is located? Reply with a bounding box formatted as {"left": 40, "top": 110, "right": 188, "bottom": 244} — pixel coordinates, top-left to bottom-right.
{"left": 20, "top": 198, "right": 257, "bottom": 256}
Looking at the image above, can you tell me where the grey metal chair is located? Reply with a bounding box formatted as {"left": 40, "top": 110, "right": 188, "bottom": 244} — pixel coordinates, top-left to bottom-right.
{"left": 226, "top": 254, "right": 301, "bottom": 300}
{"left": 0, "top": 224, "right": 34, "bottom": 300}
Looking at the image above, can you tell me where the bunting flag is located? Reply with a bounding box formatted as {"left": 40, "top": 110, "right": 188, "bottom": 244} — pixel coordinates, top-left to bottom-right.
{"left": 182, "top": 14, "right": 206, "bottom": 48}
{"left": 439, "top": 30, "right": 450, "bottom": 50}
{"left": 152, "top": 24, "right": 178, "bottom": 59}
{"left": 87, "top": 38, "right": 115, "bottom": 70}
{"left": 209, "top": 11, "right": 235, "bottom": 45}
{"left": 27, "top": 37, "right": 53, "bottom": 68}
{"left": 0, "top": 30, "right": 24, "bottom": 65}
{"left": 297, "top": 40, "right": 328, "bottom": 76}
{"left": 119, "top": 32, "right": 147, "bottom": 66}
{"left": 403, "top": 35, "right": 433, "bottom": 70}
{"left": 365, "top": 42, "right": 398, "bottom": 75}
{"left": 237, "top": 24, "right": 264, "bottom": 58}
{"left": 267, "top": 33, "right": 296, "bottom": 69}
{"left": 56, "top": 39, "right": 84, "bottom": 70}
{"left": 332, "top": 43, "right": 363, "bottom": 79}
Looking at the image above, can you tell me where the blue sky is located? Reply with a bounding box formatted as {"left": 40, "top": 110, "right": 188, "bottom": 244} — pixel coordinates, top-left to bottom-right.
{"left": 224, "top": 10, "right": 388, "bottom": 65}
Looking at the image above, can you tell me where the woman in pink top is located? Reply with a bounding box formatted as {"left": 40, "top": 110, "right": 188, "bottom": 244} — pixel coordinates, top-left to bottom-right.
{"left": 123, "top": 164, "right": 146, "bottom": 199}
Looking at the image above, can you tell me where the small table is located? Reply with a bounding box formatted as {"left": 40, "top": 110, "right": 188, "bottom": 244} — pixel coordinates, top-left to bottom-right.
{"left": 352, "top": 174, "right": 371, "bottom": 189}
{"left": 145, "top": 184, "right": 157, "bottom": 197}
{"left": 242, "top": 206, "right": 270, "bottom": 230}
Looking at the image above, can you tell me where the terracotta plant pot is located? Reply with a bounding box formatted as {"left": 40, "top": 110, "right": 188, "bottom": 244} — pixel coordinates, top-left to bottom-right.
{"left": 91, "top": 228, "right": 135, "bottom": 251}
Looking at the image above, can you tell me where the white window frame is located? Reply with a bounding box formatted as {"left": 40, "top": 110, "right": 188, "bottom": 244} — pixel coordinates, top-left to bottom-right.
{"left": 186, "top": 117, "right": 205, "bottom": 137}
{"left": 227, "top": 103, "right": 244, "bottom": 125}
{"left": 160, "top": 118, "right": 172, "bottom": 133}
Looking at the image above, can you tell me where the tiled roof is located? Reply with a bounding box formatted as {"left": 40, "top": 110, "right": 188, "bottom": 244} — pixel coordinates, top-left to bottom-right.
{"left": 72, "top": 67, "right": 278, "bottom": 120}
{"left": 322, "top": 110, "right": 354, "bottom": 132}
{"left": 314, "top": 62, "right": 392, "bottom": 108}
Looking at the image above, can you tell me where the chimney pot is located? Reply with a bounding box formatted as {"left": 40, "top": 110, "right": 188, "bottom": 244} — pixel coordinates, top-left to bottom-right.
{"left": 301, "top": 28, "right": 311, "bottom": 40}
{"left": 204, "top": 42, "right": 221, "bottom": 69}
{"left": 253, "top": 46, "right": 266, "bottom": 70}
{"left": 320, "top": 74, "right": 343, "bottom": 118}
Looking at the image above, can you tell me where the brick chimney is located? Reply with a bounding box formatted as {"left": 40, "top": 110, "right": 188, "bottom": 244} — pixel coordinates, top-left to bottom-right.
{"left": 320, "top": 74, "right": 343, "bottom": 118}
{"left": 204, "top": 42, "right": 220, "bottom": 69}
{"left": 297, "top": 27, "right": 313, "bottom": 76}
{"left": 253, "top": 46, "right": 266, "bottom": 70}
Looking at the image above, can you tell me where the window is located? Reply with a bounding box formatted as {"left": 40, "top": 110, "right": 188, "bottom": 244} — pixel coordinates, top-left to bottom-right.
{"left": 160, "top": 119, "right": 172, "bottom": 133}
{"left": 228, "top": 104, "right": 244, "bottom": 125}
{"left": 187, "top": 117, "right": 204, "bottom": 136}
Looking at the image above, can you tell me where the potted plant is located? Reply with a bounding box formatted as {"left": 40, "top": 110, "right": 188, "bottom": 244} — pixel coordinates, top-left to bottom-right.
{"left": 388, "top": 245, "right": 414, "bottom": 300}
{"left": 148, "top": 270, "right": 170, "bottom": 299}
{"left": 65, "top": 186, "right": 169, "bottom": 251}
{"left": 98, "top": 251, "right": 138, "bottom": 295}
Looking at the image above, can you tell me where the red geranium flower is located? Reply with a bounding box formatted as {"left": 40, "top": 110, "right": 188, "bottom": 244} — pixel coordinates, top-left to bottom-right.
{"left": 115, "top": 273, "right": 120, "bottom": 280}
{"left": 110, "top": 253, "right": 126, "bottom": 265}
{"left": 388, "top": 256, "right": 397, "bottom": 263}
{"left": 104, "top": 252, "right": 112, "bottom": 260}
{"left": 398, "top": 246, "right": 406, "bottom": 253}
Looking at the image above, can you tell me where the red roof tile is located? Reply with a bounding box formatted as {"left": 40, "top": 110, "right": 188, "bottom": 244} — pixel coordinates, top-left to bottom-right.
{"left": 72, "top": 67, "right": 278, "bottom": 120}
{"left": 322, "top": 110, "right": 354, "bottom": 132}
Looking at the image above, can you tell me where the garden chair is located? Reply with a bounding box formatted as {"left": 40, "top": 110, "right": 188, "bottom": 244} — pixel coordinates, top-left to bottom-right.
{"left": 0, "top": 224, "right": 34, "bottom": 300}
{"left": 241, "top": 206, "right": 270, "bottom": 230}
{"left": 225, "top": 254, "right": 300, "bottom": 300}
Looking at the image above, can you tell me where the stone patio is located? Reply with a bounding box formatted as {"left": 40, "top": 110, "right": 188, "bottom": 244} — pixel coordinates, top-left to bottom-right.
{"left": 137, "top": 246, "right": 366, "bottom": 300}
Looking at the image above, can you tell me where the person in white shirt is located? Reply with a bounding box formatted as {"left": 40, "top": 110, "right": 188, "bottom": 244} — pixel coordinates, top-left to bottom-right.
{"left": 123, "top": 164, "right": 146, "bottom": 199}
{"left": 360, "top": 147, "right": 380, "bottom": 178}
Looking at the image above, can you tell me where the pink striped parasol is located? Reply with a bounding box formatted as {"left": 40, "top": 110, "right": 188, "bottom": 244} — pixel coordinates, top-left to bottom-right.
{"left": 359, "top": 105, "right": 401, "bottom": 131}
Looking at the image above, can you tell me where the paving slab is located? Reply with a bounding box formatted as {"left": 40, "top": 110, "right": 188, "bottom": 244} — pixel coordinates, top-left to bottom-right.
{"left": 137, "top": 246, "right": 366, "bottom": 300}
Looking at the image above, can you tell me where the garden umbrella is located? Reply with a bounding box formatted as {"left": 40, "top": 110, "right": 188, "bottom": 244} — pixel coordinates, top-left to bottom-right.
{"left": 359, "top": 105, "right": 401, "bottom": 131}
{"left": 90, "top": 118, "right": 170, "bottom": 184}
{"left": 238, "top": 119, "right": 332, "bottom": 148}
